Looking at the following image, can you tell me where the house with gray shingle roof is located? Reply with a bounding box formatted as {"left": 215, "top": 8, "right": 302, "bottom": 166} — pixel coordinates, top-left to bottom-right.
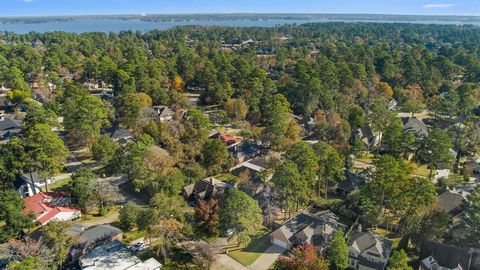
{"left": 419, "top": 240, "right": 477, "bottom": 270}
{"left": 403, "top": 117, "right": 428, "bottom": 138}
{"left": 347, "top": 228, "right": 392, "bottom": 270}
{"left": 270, "top": 208, "right": 345, "bottom": 251}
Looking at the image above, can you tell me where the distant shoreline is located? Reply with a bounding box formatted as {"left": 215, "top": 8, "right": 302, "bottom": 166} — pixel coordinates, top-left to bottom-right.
{"left": 2, "top": 13, "right": 480, "bottom": 25}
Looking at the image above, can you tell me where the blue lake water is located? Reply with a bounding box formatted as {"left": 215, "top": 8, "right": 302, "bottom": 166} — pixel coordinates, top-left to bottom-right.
{"left": 0, "top": 18, "right": 479, "bottom": 34}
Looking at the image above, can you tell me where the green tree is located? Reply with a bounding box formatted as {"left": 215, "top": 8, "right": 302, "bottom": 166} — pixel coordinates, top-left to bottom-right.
{"left": 24, "top": 124, "right": 68, "bottom": 185}
{"left": 24, "top": 102, "right": 59, "bottom": 129}
{"left": 91, "top": 135, "right": 119, "bottom": 166}
{"left": 119, "top": 200, "right": 141, "bottom": 231}
{"left": 273, "top": 161, "right": 307, "bottom": 214}
{"left": 0, "top": 189, "right": 33, "bottom": 243}
{"left": 0, "top": 137, "right": 26, "bottom": 188}
{"left": 328, "top": 230, "right": 348, "bottom": 270}
{"left": 201, "top": 139, "right": 232, "bottom": 176}
{"left": 219, "top": 189, "right": 263, "bottom": 245}
{"left": 42, "top": 221, "right": 74, "bottom": 267}
{"left": 347, "top": 105, "right": 365, "bottom": 128}
{"left": 313, "top": 142, "right": 345, "bottom": 198}
{"left": 462, "top": 186, "right": 480, "bottom": 248}
{"left": 7, "top": 256, "right": 49, "bottom": 270}
{"left": 63, "top": 94, "right": 110, "bottom": 147}
{"left": 402, "top": 100, "right": 426, "bottom": 118}
{"left": 359, "top": 156, "right": 411, "bottom": 225}
{"left": 116, "top": 93, "right": 141, "bottom": 129}
{"left": 285, "top": 141, "right": 319, "bottom": 192}
{"left": 387, "top": 250, "right": 412, "bottom": 270}
{"left": 71, "top": 167, "right": 97, "bottom": 212}
{"left": 261, "top": 94, "right": 298, "bottom": 150}
{"left": 417, "top": 129, "right": 453, "bottom": 179}
{"left": 382, "top": 117, "right": 415, "bottom": 158}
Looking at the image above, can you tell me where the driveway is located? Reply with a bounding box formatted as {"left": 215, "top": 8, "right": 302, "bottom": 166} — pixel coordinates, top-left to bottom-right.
{"left": 211, "top": 254, "right": 249, "bottom": 270}
{"left": 248, "top": 244, "right": 285, "bottom": 270}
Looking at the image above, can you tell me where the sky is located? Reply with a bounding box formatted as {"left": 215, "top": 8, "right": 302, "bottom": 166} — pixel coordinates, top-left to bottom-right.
{"left": 0, "top": 0, "right": 480, "bottom": 17}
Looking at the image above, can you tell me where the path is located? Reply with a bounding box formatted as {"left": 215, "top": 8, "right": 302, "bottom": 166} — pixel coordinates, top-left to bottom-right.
{"left": 248, "top": 245, "right": 285, "bottom": 270}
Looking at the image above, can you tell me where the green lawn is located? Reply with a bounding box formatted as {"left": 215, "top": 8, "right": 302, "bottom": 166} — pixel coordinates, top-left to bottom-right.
{"left": 445, "top": 173, "right": 465, "bottom": 186}
{"left": 412, "top": 165, "right": 434, "bottom": 178}
{"left": 228, "top": 230, "right": 271, "bottom": 266}
{"left": 42, "top": 177, "right": 71, "bottom": 192}
{"left": 123, "top": 230, "right": 147, "bottom": 243}
{"left": 373, "top": 228, "right": 401, "bottom": 249}
{"left": 216, "top": 173, "right": 240, "bottom": 184}
{"left": 356, "top": 153, "right": 375, "bottom": 164}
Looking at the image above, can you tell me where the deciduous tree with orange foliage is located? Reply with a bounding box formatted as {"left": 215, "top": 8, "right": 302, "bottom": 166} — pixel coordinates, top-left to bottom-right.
{"left": 274, "top": 243, "right": 330, "bottom": 270}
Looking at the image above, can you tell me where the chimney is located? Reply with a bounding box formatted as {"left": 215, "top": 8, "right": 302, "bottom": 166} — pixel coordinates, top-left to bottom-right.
{"left": 210, "top": 177, "right": 215, "bottom": 185}
{"left": 357, "top": 224, "right": 362, "bottom": 233}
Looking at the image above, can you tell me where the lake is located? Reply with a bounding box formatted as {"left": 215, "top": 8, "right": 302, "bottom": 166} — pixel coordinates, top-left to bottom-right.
{"left": 1, "top": 18, "right": 479, "bottom": 34}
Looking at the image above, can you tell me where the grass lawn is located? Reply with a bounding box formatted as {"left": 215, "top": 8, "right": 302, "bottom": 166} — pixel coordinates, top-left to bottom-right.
{"left": 42, "top": 177, "right": 71, "bottom": 192}
{"left": 356, "top": 153, "right": 375, "bottom": 164}
{"left": 373, "top": 227, "right": 401, "bottom": 249}
{"left": 412, "top": 165, "right": 434, "bottom": 178}
{"left": 228, "top": 229, "right": 271, "bottom": 266}
{"left": 216, "top": 173, "right": 240, "bottom": 184}
{"left": 79, "top": 207, "right": 119, "bottom": 222}
{"left": 444, "top": 173, "right": 465, "bottom": 186}
{"left": 123, "top": 230, "right": 147, "bottom": 243}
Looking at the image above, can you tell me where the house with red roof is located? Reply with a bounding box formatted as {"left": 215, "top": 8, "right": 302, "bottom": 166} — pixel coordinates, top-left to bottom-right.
{"left": 23, "top": 192, "right": 81, "bottom": 225}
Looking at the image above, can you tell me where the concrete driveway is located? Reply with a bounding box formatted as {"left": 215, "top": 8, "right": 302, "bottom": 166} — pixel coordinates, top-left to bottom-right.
{"left": 249, "top": 244, "right": 286, "bottom": 270}
{"left": 211, "top": 254, "right": 250, "bottom": 270}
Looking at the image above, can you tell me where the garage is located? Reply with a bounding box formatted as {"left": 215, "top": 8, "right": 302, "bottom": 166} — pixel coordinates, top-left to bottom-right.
{"left": 272, "top": 238, "right": 288, "bottom": 249}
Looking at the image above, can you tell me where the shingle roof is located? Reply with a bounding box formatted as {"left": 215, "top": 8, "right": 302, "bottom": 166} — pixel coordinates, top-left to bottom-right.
{"left": 436, "top": 189, "right": 466, "bottom": 216}
{"left": 272, "top": 209, "right": 345, "bottom": 249}
{"left": 78, "top": 225, "right": 122, "bottom": 247}
{"left": 110, "top": 128, "right": 133, "bottom": 141}
{"left": 420, "top": 240, "right": 473, "bottom": 270}
{"left": 403, "top": 117, "right": 428, "bottom": 137}
{"left": 348, "top": 231, "right": 392, "bottom": 261}
{"left": 183, "top": 177, "right": 226, "bottom": 200}
{"left": 0, "top": 117, "right": 21, "bottom": 131}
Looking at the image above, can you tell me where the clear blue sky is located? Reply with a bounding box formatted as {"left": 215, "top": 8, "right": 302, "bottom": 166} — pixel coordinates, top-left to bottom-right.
{"left": 0, "top": 0, "right": 479, "bottom": 17}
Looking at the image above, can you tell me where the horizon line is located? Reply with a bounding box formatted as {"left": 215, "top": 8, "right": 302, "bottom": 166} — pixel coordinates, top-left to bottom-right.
{"left": 1, "top": 12, "right": 480, "bottom": 19}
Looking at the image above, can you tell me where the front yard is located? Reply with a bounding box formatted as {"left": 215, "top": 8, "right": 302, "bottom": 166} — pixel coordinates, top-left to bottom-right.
{"left": 41, "top": 177, "right": 71, "bottom": 192}
{"left": 227, "top": 229, "right": 272, "bottom": 266}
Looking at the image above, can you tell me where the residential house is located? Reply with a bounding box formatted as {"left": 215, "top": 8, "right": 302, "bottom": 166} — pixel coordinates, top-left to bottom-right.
{"left": 388, "top": 99, "right": 398, "bottom": 111}
{"left": 419, "top": 240, "right": 476, "bottom": 270}
{"left": 353, "top": 126, "right": 382, "bottom": 150}
{"left": 23, "top": 192, "right": 81, "bottom": 225}
{"left": 347, "top": 228, "right": 392, "bottom": 270}
{"left": 230, "top": 152, "right": 282, "bottom": 182}
{"left": 211, "top": 132, "right": 242, "bottom": 147}
{"left": 77, "top": 224, "right": 123, "bottom": 250}
{"left": 270, "top": 208, "right": 345, "bottom": 251}
{"left": 110, "top": 127, "right": 134, "bottom": 144}
{"left": 79, "top": 240, "right": 162, "bottom": 270}
{"left": 229, "top": 140, "right": 263, "bottom": 164}
{"left": 435, "top": 189, "right": 467, "bottom": 218}
{"left": 333, "top": 170, "right": 368, "bottom": 196}
{"left": 0, "top": 115, "right": 22, "bottom": 142}
{"left": 152, "top": 105, "right": 175, "bottom": 122}
{"left": 403, "top": 117, "right": 429, "bottom": 138}
{"left": 14, "top": 172, "right": 52, "bottom": 197}
{"left": 182, "top": 177, "right": 227, "bottom": 202}
{"left": 70, "top": 224, "right": 123, "bottom": 260}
